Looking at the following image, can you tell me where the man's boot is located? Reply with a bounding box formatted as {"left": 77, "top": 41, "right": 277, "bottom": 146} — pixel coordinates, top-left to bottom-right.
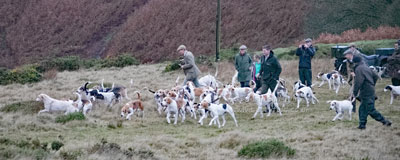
{"left": 382, "top": 120, "right": 392, "bottom": 127}
{"left": 357, "top": 123, "right": 366, "bottom": 130}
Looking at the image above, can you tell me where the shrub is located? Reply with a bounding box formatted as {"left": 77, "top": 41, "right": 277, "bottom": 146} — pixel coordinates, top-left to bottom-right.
{"left": 314, "top": 26, "right": 400, "bottom": 44}
{"left": 39, "top": 56, "right": 81, "bottom": 72}
{"left": 0, "top": 67, "right": 11, "bottom": 85}
{"left": 55, "top": 112, "right": 85, "bottom": 124}
{"left": 164, "top": 61, "right": 181, "bottom": 72}
{"left": 0, "top": 101, "right": 43, "bottom": 114}
{"left": 60, "top": 150, "right": 82, "bottom": 160}
{"left": 238, "top": 139, "right": 295, "bottom": 158}
{"left": 55, "top": 56, "right": 81, "bottom": 71}
{"left": 10, "top": 66, "right": 42, "bottom": 84}
{"left": 81, "top": 59, "right": 100, "bottom": 69}
{"left": 51, "top": 141, "right": 64, "bottom": 151}
{"left": 100, "top": 54, "right": 140, "bottom": 68}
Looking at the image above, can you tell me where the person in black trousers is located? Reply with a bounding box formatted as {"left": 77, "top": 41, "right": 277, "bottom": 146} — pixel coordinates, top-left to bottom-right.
{"left": 296, "top": 38, "right": 315, "bottom": 87}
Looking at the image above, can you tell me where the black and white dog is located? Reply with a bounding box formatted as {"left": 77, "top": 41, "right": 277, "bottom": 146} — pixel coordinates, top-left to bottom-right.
{"left": 77, "top": 82, "right": 123, "bottom": 108}
{"left": 317, "top": 71, "right": 338, "bottom": 89}
{"left": 369, "top": 66, "right": 386, "bottom": 80}
{"left": 384, "top": 85, "right": 400, "bottom": 105}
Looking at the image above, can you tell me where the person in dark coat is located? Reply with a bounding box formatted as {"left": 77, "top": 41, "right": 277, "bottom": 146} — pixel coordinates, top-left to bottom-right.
{"left": 296, "top": 38, "right": 315, "bottom": 87}
{"left": 387, "top": 39, "right": 400, "bottom": 86}
{"left": 352, "top": 56, "right": 392, "bottom": 130}
{"left": 257, "top": 45, "right": 282, "bottom": 94}
{"left": 235, "top": 45, "right": 253, "bottom": 87}
{"left": 343, "top": 44, "right": 364, "bottom": 113}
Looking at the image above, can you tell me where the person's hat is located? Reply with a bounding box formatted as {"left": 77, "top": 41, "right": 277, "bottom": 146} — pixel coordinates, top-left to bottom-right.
{"left": 343, "top": 49, "right": 353, "bottom": 55}
{"left": 177, "top": 45, "right": 186, "bottom": 51}
{"left": 348, "top": 43, "right": 356, "bottom": 48}
{"left": 305, "top": 38, "right": 312, "bottom": 43}
{"left": 353, "top": 56, "right": 362, "bottom": 63}
{"left": 239, "top": 45, "right": 247, "bottom": 50}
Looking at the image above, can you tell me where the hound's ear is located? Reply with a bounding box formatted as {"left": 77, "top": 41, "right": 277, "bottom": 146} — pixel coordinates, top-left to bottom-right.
{"left": 166, "top": 98, "right": 172, "bottom": 104}
{"left": 297, "top": 91, "right": 303, "bottom": 94}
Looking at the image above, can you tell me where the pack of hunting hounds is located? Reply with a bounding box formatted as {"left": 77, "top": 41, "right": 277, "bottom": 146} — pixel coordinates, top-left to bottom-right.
{"left": 35, "top": 67, "right": 399, "bottom": 128}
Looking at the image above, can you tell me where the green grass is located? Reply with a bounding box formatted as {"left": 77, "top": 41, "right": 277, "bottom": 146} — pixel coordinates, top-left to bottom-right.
{"left": 238, "top": 139, "right": 296, "bottom": 158}
{"left": 55, "top": 112, "right": 86, "bottom": 124}
{"left": 0, "top": 101, "right": 43, "bottom": 114}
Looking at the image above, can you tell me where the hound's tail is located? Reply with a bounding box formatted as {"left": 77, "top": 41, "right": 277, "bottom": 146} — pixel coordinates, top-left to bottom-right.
{"left": 231, "top": 71, "right": 238, "bottom": 86}
{"left": 175, "top": 76, "right": 180, "bottom": 87}
{"left": 143, "top": 87, "right": 155, "bottom": 93}
{"left": 249, "top": 80, "right": 256, "bottom": 89}
{"left": 272, "top": 80, "right": 280, "bottom": 94}
{"left": 133, "top": 91, "right": 141, "bottom": 100}
{"left": 214, "top": 63, "right": 219, "bottom": 77}
{"left": 101, "top": 79, "right": 105, "bottom": 89}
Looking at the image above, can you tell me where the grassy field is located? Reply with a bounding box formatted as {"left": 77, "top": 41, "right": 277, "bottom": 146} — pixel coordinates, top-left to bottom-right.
{"left": 0, "top": 59, "right": 399, "bottom": 160}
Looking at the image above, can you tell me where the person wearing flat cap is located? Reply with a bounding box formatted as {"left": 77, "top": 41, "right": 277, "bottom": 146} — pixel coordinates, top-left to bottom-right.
{"left": 177, "top": 45, "right": 201, "bottom": 87}
{"left": 235, "top": 45, "right": 253, "bottom": 87}
{"left": 343, "top": 43, "right": 363, "bottom": 113}
{"left": 352, "top": 56, "right": 392, "bottom": 130}
{"left": 296, "top": 38, "right": 315, "bottom": 87}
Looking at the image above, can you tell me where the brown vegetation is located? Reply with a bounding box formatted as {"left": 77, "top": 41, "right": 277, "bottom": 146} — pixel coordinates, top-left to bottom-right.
{"left": 0, "top": 0, "right": 307, "bottom": 68}
{"left": 314, "top": 26, "right": 400, "bottom": 44}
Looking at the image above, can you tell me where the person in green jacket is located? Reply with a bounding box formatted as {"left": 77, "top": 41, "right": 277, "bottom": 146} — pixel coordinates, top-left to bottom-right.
{"left": 257, "top": 45, "right": 282, "bottom": 94}
{"left": 352, "top": 56, "right": 392, "bottom": 129}
{"left": 235, "top": 45, "right": 252, "bottom": 87}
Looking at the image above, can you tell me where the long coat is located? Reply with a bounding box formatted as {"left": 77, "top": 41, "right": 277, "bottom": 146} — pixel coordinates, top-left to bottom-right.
{"left": 182, "top": 51, "right": 201, "bottom": 80}
{"left": 235, "top": 53, "right": 252, "bottom": 82}
{"left": 259, "top": 51, "right": 282, "bottom": 81}
{"left": 353, "top": 61, "right": 379, "bottom": 99}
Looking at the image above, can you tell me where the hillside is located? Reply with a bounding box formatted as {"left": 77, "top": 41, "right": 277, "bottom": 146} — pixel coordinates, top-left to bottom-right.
{"left": 1, "top": 0, "right": 399, "bottom": 68}
{"left": 0, "top": 60, "right": 399, "bottom": 159}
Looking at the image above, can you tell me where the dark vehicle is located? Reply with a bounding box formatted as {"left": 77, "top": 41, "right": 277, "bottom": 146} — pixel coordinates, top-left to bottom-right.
{"left": 331, "top": 46, "right": 394, "bottom": 76}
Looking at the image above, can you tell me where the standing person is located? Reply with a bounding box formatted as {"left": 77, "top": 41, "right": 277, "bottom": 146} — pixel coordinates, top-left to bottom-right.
{"left": 343, "top": 43, "right": 363, "bottom": 113}
{"left": 296, "top": 38, "right": 315, "bottom": 87}
{"left": 387, "top": 39, "right": 400, "bottom": 86}
{"left": 235, "top": 45, "right": 252, "bottom": 87}
{"left": 251, "top": 54, "right": 262, "bottom": 92}
{"left": 258, "top": 45, "right": 282, "bottom": 94}
{"left": 352, "top": 56, "right": 392, "bottom": 130}
{"left": 177, "top": 45, "right": 201, "bottom": 87}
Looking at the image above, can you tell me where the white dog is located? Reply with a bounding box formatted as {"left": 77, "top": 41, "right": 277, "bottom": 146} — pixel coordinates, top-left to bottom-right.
{"left": 228, "top": 80, "right": 255, "bottom": 104}
{"left": 275, "top": 80, "right": 290, "bottom": 107}
{"left": 246, "top": 82, "right": 282, "bottom": 118}
{"left": 295, "top": 86, "right": 319, "bottom": 108}
{"left": 327, "top": 100, "right": 353, "bottom": 121}
{"left": 370, "top": 66, "right": 386, "bottom": 80}
{"left": 384, "top": 85, "right": 400, "bottom": 105}
{"left": 198, "top": 101, "right": 238, "bottom": 128}
{"left": 73, "top": 92, "right": 93, "bottom": 116}
{"left": 330, "top": 73, "right": 346, "bottom": 94}
{"left": 162, "top": 97, "right": 185, "bottom": 125}
{"left": 36, "top": 94, "right": 79, "bottom": 115}
{"left": 148, "top": 89, "right": 167, "bottom": 115}
{"left": 317, "top": 72, "right": 336, "bottom": 89}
